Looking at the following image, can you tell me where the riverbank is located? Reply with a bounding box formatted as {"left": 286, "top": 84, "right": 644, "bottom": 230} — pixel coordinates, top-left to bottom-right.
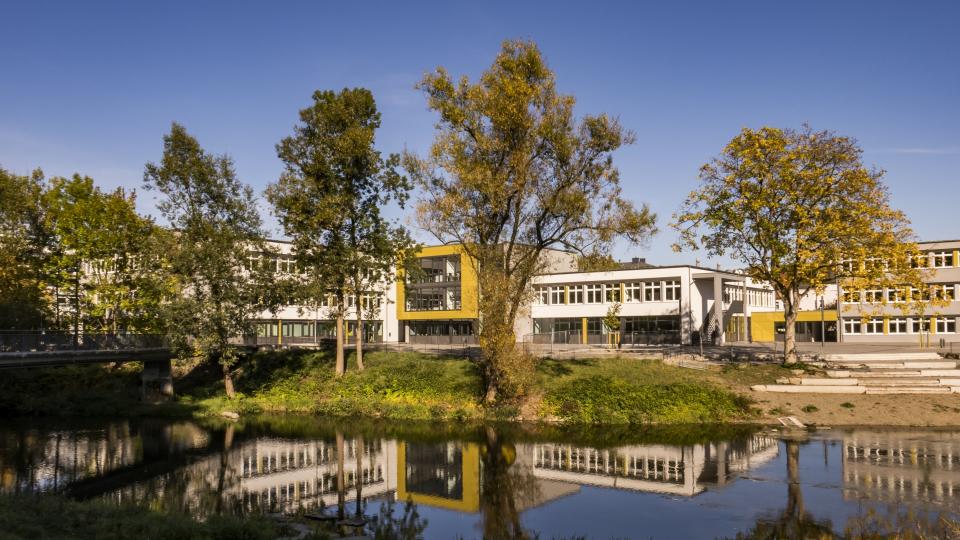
{"left": 3, "top": 349, "right": 959, "bottom": 426}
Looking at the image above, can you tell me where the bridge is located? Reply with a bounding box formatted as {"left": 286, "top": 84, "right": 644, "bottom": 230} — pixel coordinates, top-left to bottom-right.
{"left": 0, "top": 332, "right": 174, "bottom": 400}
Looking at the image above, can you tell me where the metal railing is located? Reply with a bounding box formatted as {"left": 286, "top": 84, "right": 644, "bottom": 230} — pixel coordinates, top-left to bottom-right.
{"left": 0, "top": 331, "right": 167, "bottom": 353}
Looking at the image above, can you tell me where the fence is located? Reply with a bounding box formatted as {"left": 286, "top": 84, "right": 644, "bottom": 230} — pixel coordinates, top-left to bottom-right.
{"left": 0, "top": 331, "right": 167, "bottom": 353}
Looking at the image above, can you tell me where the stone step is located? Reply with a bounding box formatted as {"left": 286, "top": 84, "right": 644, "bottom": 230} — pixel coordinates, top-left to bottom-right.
{"left": 920, "top": 369, "right": 960, "bottom": 377}
{"left": 798, "top": 378, "right": 860, "bottom": 386}
{"left": 824, "top": 352, "right": 942, "bottom": 361}
{"left": 751, "top": 384, "right": 866, "bottom": 394}
{"left": 830, "top": 370, "right": 923, "bottom": 378}
{"left": 939, "top": 378, "right": 960, "bottom": 386}
{"left": 855, "top": 378, "right": 942, "bottom": 386}
{"left": 827, "top": 361, "right": 957, "bottom": 370}
{"left": 864, "top": 386, "right": 953, "bottom": 395}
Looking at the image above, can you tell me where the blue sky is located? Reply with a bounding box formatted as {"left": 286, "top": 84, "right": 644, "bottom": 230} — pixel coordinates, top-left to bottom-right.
{"left": 1, "top": 1, "right": 957, "bottom": 266}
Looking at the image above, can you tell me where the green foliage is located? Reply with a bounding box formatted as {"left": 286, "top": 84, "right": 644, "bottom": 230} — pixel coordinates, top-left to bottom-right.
{"left": 603, "top": 302, "right": 622, "bottom": 332}
{"left": 0, "top": 167, "right": 51, "bottom": 329}
{"left": 144, "top": 123, "right": 277, "bottom": 395}
{"left": 267, "top": 88, "right": 417, "bottom": 375}
{"left": 542, "top": 375, "right": 751, "bottom": 424}
{"left": 673, "top": 125, "right": 922, "bottom": 364}
{"left": 0, "top": 494, "right": 276, "bottom": 540}
{"left": 43, "top": 174, "right": 169, "bottom": 333}
{"left": 841, "top": 402, "right": 855, "bottom": 409}
{"left": 801, "top": 405, "right": 819, "bottom": 413}
{"left": 405, "top": 40, "right": 656, "bottom": 402}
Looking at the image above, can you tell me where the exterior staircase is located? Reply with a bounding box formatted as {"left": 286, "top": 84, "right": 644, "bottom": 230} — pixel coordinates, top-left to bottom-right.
{"left": 752, "top": 352, "right": 960, "bottom": 394}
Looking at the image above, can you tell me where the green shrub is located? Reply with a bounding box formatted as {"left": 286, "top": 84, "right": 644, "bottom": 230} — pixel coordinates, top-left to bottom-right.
{"left": 542, "top": 375, "right": 750, "bottom": 424}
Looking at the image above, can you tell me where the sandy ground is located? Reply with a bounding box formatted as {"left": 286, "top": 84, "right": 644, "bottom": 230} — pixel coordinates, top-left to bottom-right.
{"left": 748, "top": 390, "right": 960, "bottom": 427}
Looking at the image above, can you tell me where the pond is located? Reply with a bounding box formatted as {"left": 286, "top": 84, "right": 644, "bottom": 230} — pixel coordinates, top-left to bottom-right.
{"left": 1, "top": 416, "right": 958, "bottom": 539}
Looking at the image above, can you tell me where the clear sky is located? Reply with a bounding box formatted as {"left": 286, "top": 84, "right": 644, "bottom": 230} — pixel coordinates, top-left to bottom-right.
{"left": 2, "top": 1, "right": 957, "bottom": 266}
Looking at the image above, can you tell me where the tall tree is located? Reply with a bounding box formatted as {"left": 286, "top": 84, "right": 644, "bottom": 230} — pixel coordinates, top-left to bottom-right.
{"left": 673, "top": 125, "right": 924, "bottom": 364}
{"left": 144, "top": 123, "right": 275, "bottom": 398}
{"left": 404, "top": 40, "right": 656, "bottom": 403}
{"left": 267, "top": 88, "right": 415, "bottom": 376}
{"left": 0, "top": 167, "right": 50, "bottom": 329}
{"left": 42, "top": 174, "right": 169, "bottom": 334}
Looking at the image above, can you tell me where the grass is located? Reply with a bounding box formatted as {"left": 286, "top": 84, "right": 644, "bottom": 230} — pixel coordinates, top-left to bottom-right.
{"left": 3, "top": 350, "right": 770, "bottom": 425}
{"left": 841, "top": 401, "right": 856, "bottom": 409}
{"left": 0, "top": 493, "right": 277, "bottom": 540}
{"left": 801, "top": 405, "right": 819, "bottom": 413}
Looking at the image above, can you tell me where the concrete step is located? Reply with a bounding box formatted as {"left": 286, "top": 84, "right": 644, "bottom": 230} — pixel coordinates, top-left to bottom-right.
{"left": 827, "top": 361, "right": 957, "bottom": 370}
{"left": 939, "top": 378, "right": 960, "bottom": 386}
{"left": 824, "top": 352, "right": 942, "bottom": 361}
{"left": 920, "top": 369, "right": 960, "bottom": 377}
{"left": 798, "top": 378, "right": 860, "bottom": 386}
{"left": 751, "top": 384, "right": 866, "bottom": 394}
{"left": 864, "top": 386, "right": 953, "bottom": 395}
{"left": 832, "top": 370, "right": 923, "bottom": 378}
{"left": 855, "top": 378, "right": 942, "bottom": 386}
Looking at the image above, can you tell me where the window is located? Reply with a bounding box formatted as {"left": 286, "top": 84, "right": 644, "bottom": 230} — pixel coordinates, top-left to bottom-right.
{"left": 909, "top": 253, "right": 926, "bottom": 268}
{"left": 911, "top": 317, "right": 930, "bottom": 334}
{"left": 931, "top": 251, "right": 954, "bottom": 268}
{"left": 585, "top": 284, "right": 603, "bottom": 304}
{"left": 886, "top": 287, "right": 905, "bottom": 303}
{"left": 842, "top": 319, "right": 861, "bottom": 334}
{"left": 604, "top": 283, "right": 621, "bottom": 303}
{"left": 910, "top": 287, "right": 931, "bottom": 301}
{"left": 664, "top": 280, "right": 680, "bottom": 301}
{"left": 864, "top": 318, "right": 884, "bottom": 334}
{"left": 535, "top": 286, "right": 549, "bottom": 305}
{"left": 624, "top": 282, "right": 642, "bottom": 302}
{"left": 842, "top": 290, "right": 860, "bottom": 303}
{"left": 569, "top": 285, "right": 584, "bottom": 304}
{"left": 864, "top": 289, "right": 883, "bottom": 303}
{"left": 550, "top": 286, "right": 566, "bottom": 305}
{"left": 585, "top": 318, "right": 604, "bottom": 335}
{"left": 933, "top": 284, "right": 956, "bottom": 301}
{"left": 937, "top": 317, "right": 957, "bottom": 334}
{"left": 888, "top": 317, "right": 908, "bottom": 334}
{"left": 643, "top": 281, "right": 662, "bottom": 302}
{"left": 405, "top": 286, "right": 457, "bottom": 311}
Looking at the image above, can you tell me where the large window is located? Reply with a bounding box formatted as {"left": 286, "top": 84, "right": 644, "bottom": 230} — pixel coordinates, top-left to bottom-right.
{"left": 415, "top": 255, "right": 461, "bottom": 283}
{"left": 888, "top": 317, "right": 908, "bottom": 334}
{"left": 911, "top": 317, "right": 930, "bottom": 334}
{"left": 933, "top": 284, "right": 956, "bottom": 301}
{"left": 406, "top": 286, "right": 460, "bottom": 311}
{"left": 886, "top": 287, "right": 906, "bottom": 303}
{"left": 937, "top": 317, "right": 957, "bottom": 334}
{"left": 864, "top": 318, "right": 884, "bottom": 334}
{"left": 624, "top": 282, "right": 642, "bottom": 302}
{"left": 643, "top": 281, "right": 662, "bottom": 302}
{"left": 931, "top": 251, "right": 954, "bottom": 268}
{"left": 842, "top": 319, "right": 861, "bottom": 334}
{"left": 535, "top": 286, "right": 549, "bottom": 305}
{"left": 664, "top": 280, "right": 681, "bottom": 301}
{"left": 864, "top": 289, "right": 883, "bottom": 303}
{"left": 604, "top": 283, "right": 621, "bottom": 303}
{"left": 550, "top": 286, "right": 566, "bottom": 305}
{"left": 585, "top": 284, "right": 603, "bottom": 304}
{"left": 623, "top": 316, "right": 680, "bottom": 333}
{"left": 569, "top": 285, "right": 584, "bottom": 304}
{"left": 585, "top": 318, "right": 605, "bottom": 335}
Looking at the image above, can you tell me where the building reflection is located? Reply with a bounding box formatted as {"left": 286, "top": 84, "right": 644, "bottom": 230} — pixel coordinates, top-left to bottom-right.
{"left": 528, "top": 435, "right": 780, "bottom": 496}
{"left": 842, "top": 430, "right": 960, "bottom": 510}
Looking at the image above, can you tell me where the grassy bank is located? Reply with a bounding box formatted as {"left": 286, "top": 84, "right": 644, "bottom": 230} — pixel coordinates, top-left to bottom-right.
{"left": 177, "top": 349, "right": 765, "bottom": 424}
{"left": 0, "top": 494, "right": 277, "bottom": 540}
{"left": 0, "top": 349, "right": 789, "bottom": 424}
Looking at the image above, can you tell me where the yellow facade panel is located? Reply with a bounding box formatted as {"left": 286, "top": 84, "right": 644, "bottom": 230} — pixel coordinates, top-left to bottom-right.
{"left": 750, "top": 310, "right": 838, "bottom": 343}
{"left": 396, "top": 244, "right": 479, "bottom": 321}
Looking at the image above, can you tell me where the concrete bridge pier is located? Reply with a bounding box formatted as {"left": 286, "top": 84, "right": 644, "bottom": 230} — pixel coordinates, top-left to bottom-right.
{"left": 141, "top": 358, "right": 174, "bottom": 402}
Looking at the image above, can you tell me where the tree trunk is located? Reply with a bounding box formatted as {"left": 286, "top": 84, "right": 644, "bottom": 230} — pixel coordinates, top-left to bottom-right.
{"left": 335, "top": 313, "right": 346, "bottom": 376}
{"left": 484, "top": 382, "right": 497, "bottom": 405}
{"left": 223, "top": 362, "right": 236, "bottom": 399}
{"left": 785, "top": 440, "right": 803, "bottom": 517}
{"left": 355, "top": 292, "right": 364, "bottom": 371}
{"left": 336, "top": 431, "right": 346, "bottom": 521}
{"left": 783, "top": 298, "right": 799, "bottom": 366}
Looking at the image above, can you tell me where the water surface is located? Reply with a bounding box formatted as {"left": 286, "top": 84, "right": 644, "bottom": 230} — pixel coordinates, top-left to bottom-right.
{"left": 2, "top": 416, "right": 958, "bottom": 539}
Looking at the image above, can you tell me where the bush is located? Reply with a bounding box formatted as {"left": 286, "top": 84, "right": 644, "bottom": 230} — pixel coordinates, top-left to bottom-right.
{"left": 542, "top": 375, "right": 751, "bottom": 424}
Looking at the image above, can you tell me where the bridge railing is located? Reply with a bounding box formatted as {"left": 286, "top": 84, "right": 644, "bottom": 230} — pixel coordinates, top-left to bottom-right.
{"left": 0, "top": 332, "right": 168, "bottom": 353}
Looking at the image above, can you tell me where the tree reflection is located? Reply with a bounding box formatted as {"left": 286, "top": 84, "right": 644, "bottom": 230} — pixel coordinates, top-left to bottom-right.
{"left": 733, "top": 439, "right": 834, "bottom": 539}
{"left": 479, "top": 425, "right": 539, "bottom": 540}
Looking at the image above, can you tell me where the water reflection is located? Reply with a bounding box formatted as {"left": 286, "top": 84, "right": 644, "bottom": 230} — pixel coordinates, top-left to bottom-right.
{"left": 2, "top": 419, "right": 960, "bottom": 539}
